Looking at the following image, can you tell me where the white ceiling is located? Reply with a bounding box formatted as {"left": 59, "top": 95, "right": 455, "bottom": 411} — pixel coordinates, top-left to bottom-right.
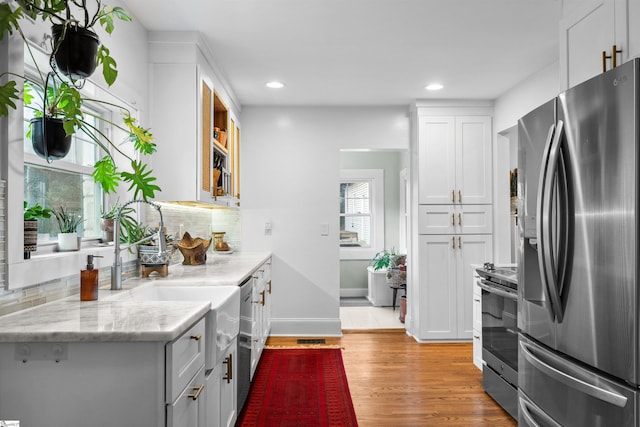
{"left": 122, "top": 0, "right": 561, "bottom": 107}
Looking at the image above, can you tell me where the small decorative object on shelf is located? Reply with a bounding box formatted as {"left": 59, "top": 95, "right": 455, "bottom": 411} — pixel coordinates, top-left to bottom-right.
{"left": 213, "top": 231, "right": 230, "bottom": 252}
{"left": 176, "top": 232, "right": 212, "bottom": 265}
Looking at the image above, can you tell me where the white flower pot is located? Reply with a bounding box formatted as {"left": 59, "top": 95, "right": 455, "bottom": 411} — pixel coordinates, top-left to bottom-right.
{"left": 58, "top": 232, "right": 78, "bottom": 251}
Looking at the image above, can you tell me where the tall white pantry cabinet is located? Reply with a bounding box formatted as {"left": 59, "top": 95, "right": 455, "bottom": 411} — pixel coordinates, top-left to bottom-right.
{"left": 410, "top": 102, "right": 493, "bottom": 341}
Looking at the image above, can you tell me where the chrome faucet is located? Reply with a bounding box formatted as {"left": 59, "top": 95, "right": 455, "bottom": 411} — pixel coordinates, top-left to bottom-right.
{"left": 111, "top": 199, "right": 167, "bottom": 290}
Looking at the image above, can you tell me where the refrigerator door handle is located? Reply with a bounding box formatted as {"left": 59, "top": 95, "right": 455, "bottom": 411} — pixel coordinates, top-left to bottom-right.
{"left": 520, "top": 340, "right": 629, "bottom": 408}
{"left": 519, "top": 395, "right": 562, "bottom": 427}
{"left": 536, "top": 122, "right": 561, "bottom": 321}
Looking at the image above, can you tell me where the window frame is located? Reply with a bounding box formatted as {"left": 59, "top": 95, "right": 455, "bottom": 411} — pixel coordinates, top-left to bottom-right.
{"left": 340, "top": 169, "right": 384, "bottom": 260}
{"left": 2, "top": 37, "right": 139, "bottom": 290}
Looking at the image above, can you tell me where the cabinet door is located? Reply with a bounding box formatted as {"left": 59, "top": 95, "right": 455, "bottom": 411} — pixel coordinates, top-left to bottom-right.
{"left": 456, "top": 235, "right": 493, "bottom": 339}
{"left": 202, "top": 81, "right": 213, "bottom": 196}
{"left": 559, "top": 0, "right": 625, "bottom": 90}
{"left": 418, "top": 234, "right": 458, "bottom": 340}
{"left": 418, "top": 205, "right": 455, "bottom": 234}
{"left": 220, "top": 342, "right": 238, "bottom": 427}
{"left": 458, "top": 204, "right": 493, "bottom": 234}
{"left": 455, "top": 116, "right": 492, "bottom": 204}
{"left": 167, "top": 367, "right": 206, "bottom": 427}
{"left": 472, "top": 274, "right": 483, "bottom": 370}
{"left": 418, "top": 117, "right": 456, "bottom": 204}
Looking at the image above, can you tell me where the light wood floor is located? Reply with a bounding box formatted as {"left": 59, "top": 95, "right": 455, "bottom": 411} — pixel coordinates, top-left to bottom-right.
{"left": 266, "top": 330, "right": 516, "bottom": 427}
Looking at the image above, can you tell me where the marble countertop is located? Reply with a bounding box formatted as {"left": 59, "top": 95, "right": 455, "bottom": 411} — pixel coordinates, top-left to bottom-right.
{"left": 114, "top": 250, "right": 272, "bottom": 291}
{"left": 0, "top": 251, "right": 272, "bottom": 343}
{"left": 0, "top": 300, "right": 210, "bottom": 342}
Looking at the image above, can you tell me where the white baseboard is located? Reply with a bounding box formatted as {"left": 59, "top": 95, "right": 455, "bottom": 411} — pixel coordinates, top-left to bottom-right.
{"left": 340, "top": 288, "right": 367, "bottom": 298}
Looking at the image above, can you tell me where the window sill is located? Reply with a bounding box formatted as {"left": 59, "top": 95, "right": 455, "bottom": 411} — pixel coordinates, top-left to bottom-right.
{"left": 7, "top": 242, "right": 138, "bottom": 291}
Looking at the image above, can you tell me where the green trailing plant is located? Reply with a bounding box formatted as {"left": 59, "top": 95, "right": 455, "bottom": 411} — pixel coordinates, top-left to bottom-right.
{"left": 0, "top": 2, "right": 160, "bottom": 201}
{"left": 24, "top": 201, "right": 52, "bottom": 219}
{"left": 52, "top": 206, "right": 84, "bottom": 233}
{"left": 370, "top": 248, "right": 406, "bottom": 271}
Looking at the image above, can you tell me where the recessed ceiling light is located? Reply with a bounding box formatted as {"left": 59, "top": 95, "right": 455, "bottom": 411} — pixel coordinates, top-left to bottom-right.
{"left": 266, "top": 81, "right": 285, "bottom": 89}
{"left": 425, "top": 83, "right": 444, "bottom": 91}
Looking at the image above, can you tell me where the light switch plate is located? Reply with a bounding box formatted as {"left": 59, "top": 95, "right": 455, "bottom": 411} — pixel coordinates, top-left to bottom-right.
{"left": 320, "top": 223, "right": 329, "bottom": 236}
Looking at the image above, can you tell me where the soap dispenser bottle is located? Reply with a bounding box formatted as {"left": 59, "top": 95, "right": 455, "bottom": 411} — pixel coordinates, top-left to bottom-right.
{"left": 81, "top": 255, "right": 102, "bottom": 301}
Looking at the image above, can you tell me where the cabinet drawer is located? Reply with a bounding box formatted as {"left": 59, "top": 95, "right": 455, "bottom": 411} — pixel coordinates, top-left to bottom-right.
{"left": 167, "top": 366, "right": 206, "bottom": 427}
{"left": 167, "top": 317, "right": 206, "bottom": 404}
{"left": 418, "top": 204, "right": 493, "bottom": 234}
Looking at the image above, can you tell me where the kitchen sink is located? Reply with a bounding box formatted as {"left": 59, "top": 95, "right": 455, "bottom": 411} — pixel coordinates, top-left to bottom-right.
{"left": 109, "top": 285, "right": 240, "bottom": 370}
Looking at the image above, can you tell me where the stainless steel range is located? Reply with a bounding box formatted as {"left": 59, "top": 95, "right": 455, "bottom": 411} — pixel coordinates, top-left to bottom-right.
{"left": 476, "top": 263, "right": 518, "bottom": 419}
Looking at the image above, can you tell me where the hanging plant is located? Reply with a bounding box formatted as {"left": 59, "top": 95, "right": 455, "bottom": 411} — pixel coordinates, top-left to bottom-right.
{"left": 0, "top": 4, "right": 160, "bottom": 201}
{"left": 14, "top": 0, "right": 131, "bottom": 86}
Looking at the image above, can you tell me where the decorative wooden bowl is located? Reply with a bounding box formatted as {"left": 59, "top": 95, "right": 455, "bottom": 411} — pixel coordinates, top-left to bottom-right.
{"left": 176, "top": 232, "right": 212, "bottom": 265}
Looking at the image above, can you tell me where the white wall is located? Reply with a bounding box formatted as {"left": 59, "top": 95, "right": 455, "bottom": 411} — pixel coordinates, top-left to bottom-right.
{"left": 492, "top": 61, "right": 559, "bottom": 263}
{"left": 241, "top": 106, "right": 409, "bottom": 335}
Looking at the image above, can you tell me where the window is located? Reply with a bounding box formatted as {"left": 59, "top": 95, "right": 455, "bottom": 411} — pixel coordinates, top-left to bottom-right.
{"left": 340, "top": 169, "right": 384, "bottom": 260}
{"left": 22, "top": 72, "right": 105, "bottom": 243}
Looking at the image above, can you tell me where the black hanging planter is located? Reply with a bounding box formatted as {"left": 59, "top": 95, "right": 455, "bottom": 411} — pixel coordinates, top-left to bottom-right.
{"left": 51, "top": 24, "right": 100, "bottom": 80}
{"left": 30, "top": 117, "right": 72, "bottom": 161}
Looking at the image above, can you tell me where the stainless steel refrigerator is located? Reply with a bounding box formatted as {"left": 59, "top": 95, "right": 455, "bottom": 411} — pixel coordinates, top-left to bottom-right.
{"left": 518, "top": 58, "right": 640, "bottom": 426}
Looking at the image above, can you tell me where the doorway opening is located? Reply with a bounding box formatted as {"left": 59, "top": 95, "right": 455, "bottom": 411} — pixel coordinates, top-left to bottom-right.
{"left": 338, "top": 149, "right": 408, "bottom": 329}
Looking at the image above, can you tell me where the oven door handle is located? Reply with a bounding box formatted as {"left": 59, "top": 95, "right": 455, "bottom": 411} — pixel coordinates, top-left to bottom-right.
{"left": 478, "top": 281, "right": 518, "bottom": 301}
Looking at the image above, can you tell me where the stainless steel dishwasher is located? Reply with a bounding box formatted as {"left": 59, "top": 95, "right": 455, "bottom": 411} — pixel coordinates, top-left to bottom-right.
{"left": 237, "top": 276, "right": 253, "bottom": 412}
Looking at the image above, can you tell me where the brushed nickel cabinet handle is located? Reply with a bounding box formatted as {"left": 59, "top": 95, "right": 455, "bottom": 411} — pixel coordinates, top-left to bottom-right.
{"left": 458, "top": 213, "right": 462, "bottom": 226}
{"left": 458, "top": 236, "right": 462, "bottom": 249}
{"left": 458, "top": 190, "right": 462, "bottom": 203}
{"left": 451, "top": 190, "right": 455, "bottom": 203}
{"left": 451, "top": 213, "right": 455, "bottom": 226}
{"left": 451, "top": 236, "right": 455, "bottom": 249}
{"left": 190, "top": 334, "right": 202, "bottom": 341}
{"left": 267, "top": 280, "right": 272, "bottom": 294}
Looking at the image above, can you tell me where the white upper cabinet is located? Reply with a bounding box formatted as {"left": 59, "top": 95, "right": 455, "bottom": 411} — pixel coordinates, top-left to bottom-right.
{"left": 148, "top": 32, "right": 240, "bottom": 206}
{"left": 417, "top": 114, "right": 492, "bottom": 205}
{"left": 560, "top": 0, "right": 636, "bottom": 90}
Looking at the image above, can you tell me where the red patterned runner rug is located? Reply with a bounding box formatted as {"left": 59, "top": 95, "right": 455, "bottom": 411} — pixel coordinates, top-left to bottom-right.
{"left": 237, "top": 348, "right": 358, "bottom": 426}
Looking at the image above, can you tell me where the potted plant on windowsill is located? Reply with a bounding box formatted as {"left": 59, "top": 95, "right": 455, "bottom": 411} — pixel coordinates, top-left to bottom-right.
{"left": 52, "top": 206, "right": 84, "bottom": 251}
{"left": 23, "top": 201, "right": 52, "bottom": 259}
{"left": 100, "top": 199, "right": 136, "bottom": 243}
{"left": 0, "top": 2, "right": 161, "bottom": 201}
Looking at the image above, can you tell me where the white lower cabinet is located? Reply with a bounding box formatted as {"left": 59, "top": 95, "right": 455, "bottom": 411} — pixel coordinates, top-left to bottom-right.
{"left": 168, "top": 367, "right": 206, "bottom": 427}
{"left": 206, "top": 337, "right": 238, "bottom": 427}
{"left": 250, "top": 260, "right": 272, "bottom": 379}
{"left": 0, "top": 317, "right": 206, "bottom": 427}
{"left": 472, "top": 272, "right": 483, "bottom": 370}
{"left": 417, "top": 234, "right": 492, "bottom": 340}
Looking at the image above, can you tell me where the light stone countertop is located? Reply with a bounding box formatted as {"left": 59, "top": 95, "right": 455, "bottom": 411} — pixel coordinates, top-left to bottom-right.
{"left": 0, "top": 251, "right": 272, "bottom": 343}
{"left": 0, "top": 300, "right": 210, "bottom": 342}
{"left": 116, "top": 250, "right": 272, "bottom": 290}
